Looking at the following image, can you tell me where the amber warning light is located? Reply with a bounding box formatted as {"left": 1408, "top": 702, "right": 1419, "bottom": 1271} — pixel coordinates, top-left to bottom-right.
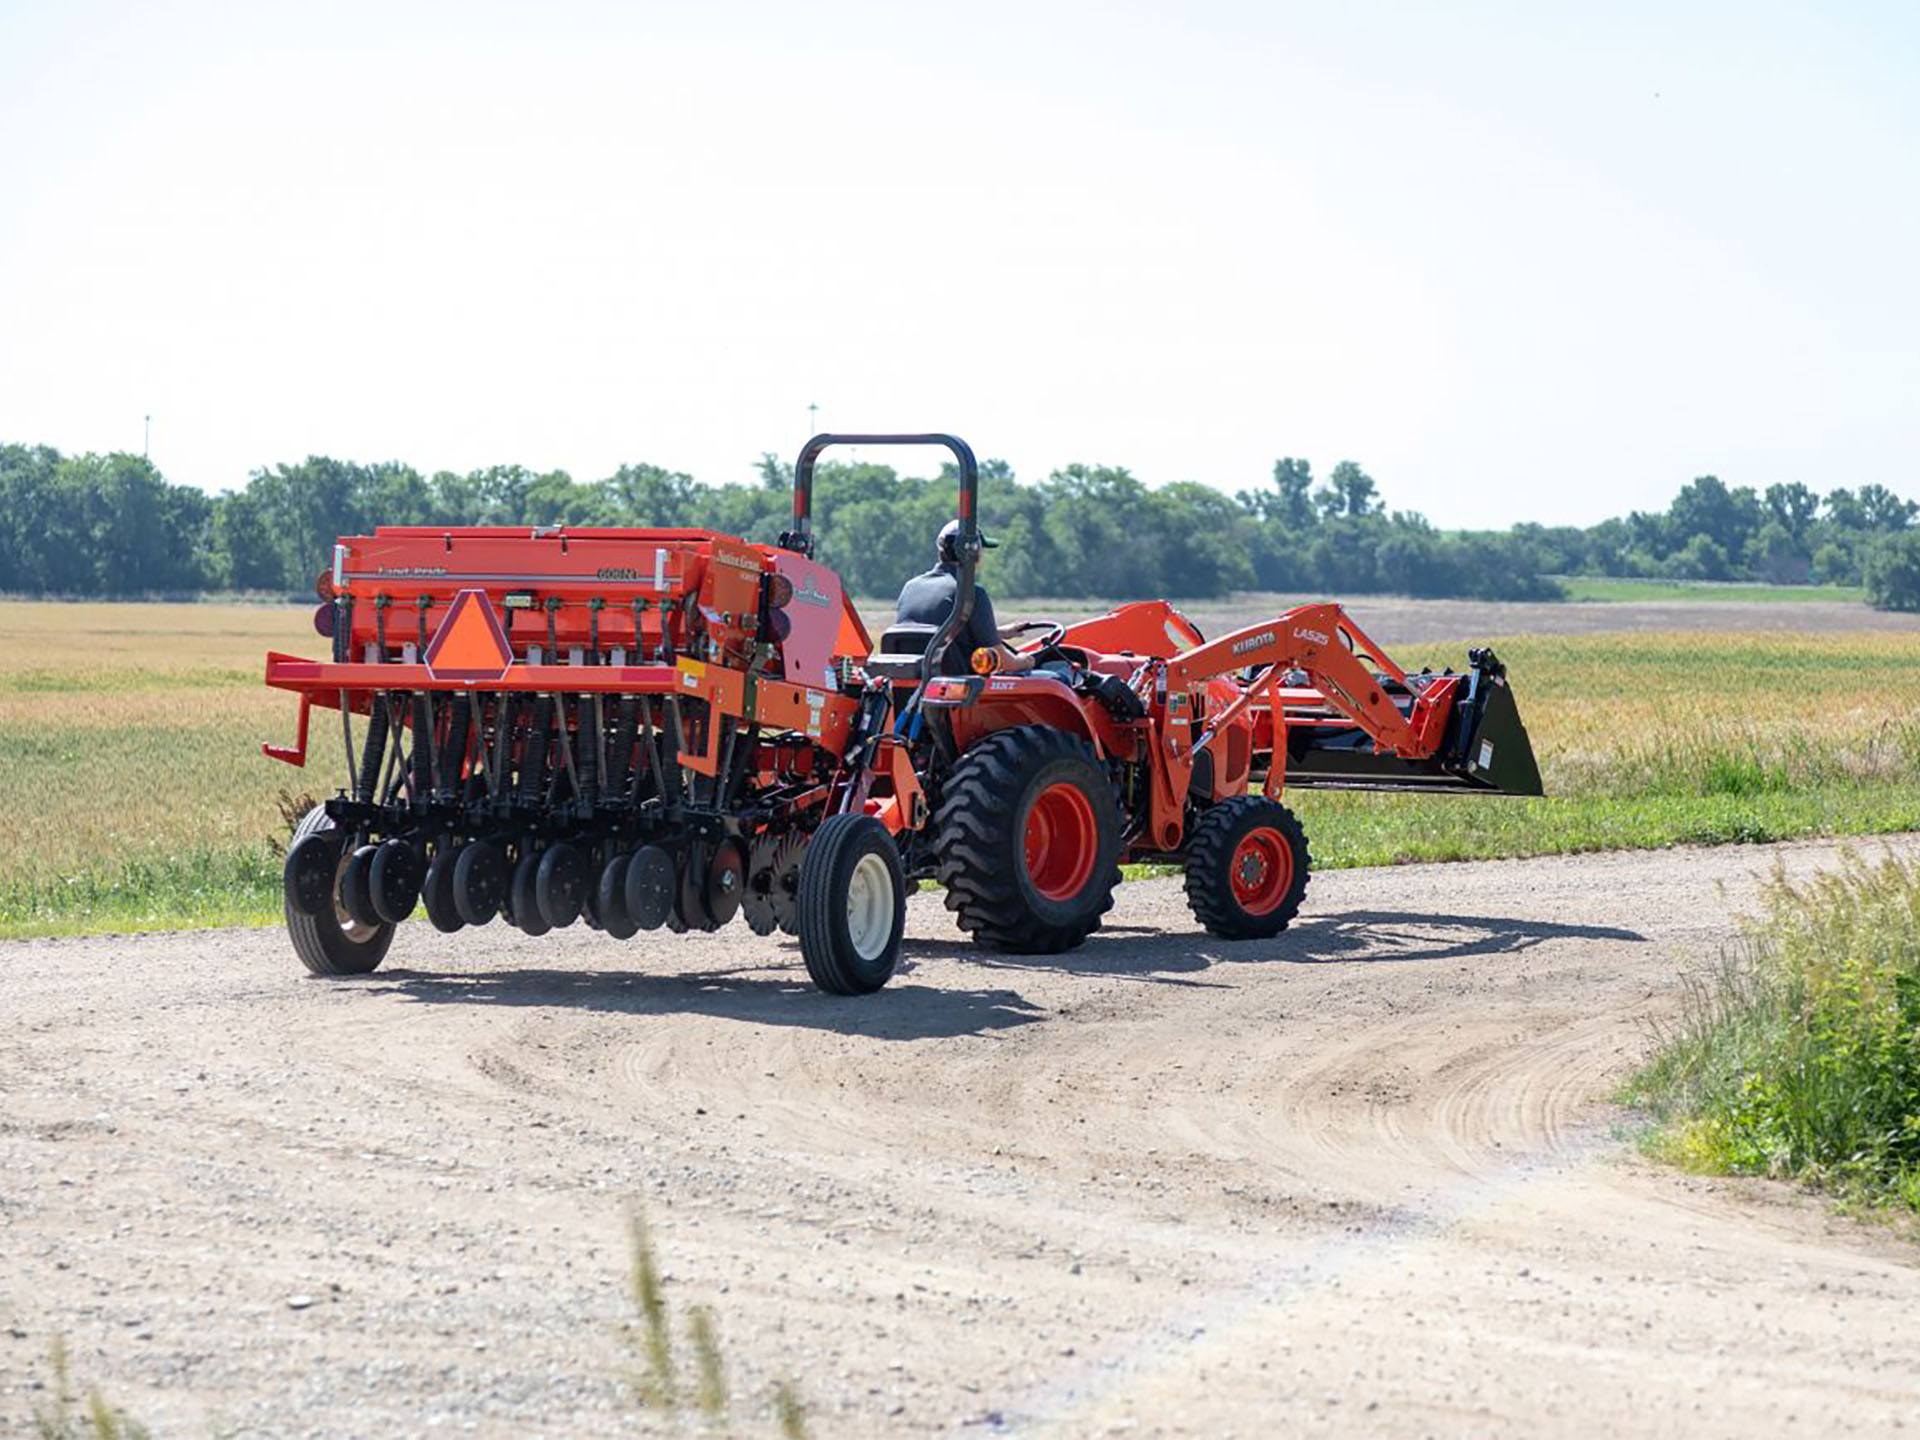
{"left": 425, "top": 589, "right": 515, "bottom": 683}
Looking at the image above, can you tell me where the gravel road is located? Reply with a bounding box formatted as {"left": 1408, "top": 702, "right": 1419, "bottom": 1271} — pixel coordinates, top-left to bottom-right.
{"left": 5, "top": 838, "right": 1919, "bottom": 1438}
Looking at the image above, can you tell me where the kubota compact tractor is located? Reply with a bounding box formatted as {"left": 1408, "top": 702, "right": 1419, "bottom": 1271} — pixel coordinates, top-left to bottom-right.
{"left": 264, "top": 434, "right": 1541, "bottom": 993}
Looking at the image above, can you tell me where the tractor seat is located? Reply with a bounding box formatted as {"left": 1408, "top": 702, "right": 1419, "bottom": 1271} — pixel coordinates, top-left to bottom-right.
{"left": 865, "top": 621, "right": 940, "bottom": 682}
{"left": 878, "top": 622, "right": 938, "bottom": 656}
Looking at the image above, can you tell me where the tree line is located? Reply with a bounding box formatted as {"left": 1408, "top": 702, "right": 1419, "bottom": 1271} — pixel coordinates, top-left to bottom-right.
{"left": 2, "top": 439, "right": 1916, "bottom": 607}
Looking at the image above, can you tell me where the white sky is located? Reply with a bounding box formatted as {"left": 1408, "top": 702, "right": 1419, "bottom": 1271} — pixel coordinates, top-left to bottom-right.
{"left": 1, "top": 1, "right": 1914, "bottom": 528}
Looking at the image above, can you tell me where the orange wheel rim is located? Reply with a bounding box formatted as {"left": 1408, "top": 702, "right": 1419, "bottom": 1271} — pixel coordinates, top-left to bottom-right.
{"left": 1023, "top": 781, "right": 1098, "bottom": 902}
{"left": 1230, "top": 827, "right": 1293, "bottom": 915}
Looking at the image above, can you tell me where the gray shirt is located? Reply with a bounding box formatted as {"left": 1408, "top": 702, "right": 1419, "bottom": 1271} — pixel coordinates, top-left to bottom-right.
{"left": 893, "top": 564, "right": 1001, "bottom": 677}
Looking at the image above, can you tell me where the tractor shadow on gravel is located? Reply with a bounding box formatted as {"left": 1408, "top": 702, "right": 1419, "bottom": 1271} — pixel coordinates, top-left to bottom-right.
{"left": 920, "top": 910, "right": 1647, "bottom": 981}
{"left": 1276, "top": 909, "right": 1647, "bottom": 964}
{"left": 365, "top": 960, "right": 1047, "bottom": 1041}
{"left": 364, "top": 911, "right": 1644, "bottom": 1036}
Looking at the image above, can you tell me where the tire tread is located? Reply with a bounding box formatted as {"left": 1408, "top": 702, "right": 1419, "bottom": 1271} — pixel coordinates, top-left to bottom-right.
{"left": 284, "top": 807, "right": 396, "bottom": 977}
{"left": 932, "top": 726, "right": 1122, "bottom": 954}
{"left": 796, "top": 814, "right": 904, "bottom": 995}
{"left": 1182, "top": 796, "right": 1311, "bottom": 940}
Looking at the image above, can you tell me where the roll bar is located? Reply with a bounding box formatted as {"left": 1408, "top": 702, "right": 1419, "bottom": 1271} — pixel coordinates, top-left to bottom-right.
{"left": 782, "top": 433, "right": 981, "bottom": 684}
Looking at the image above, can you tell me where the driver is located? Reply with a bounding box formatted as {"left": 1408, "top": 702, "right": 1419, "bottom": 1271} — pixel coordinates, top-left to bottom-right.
{"left": 893, "top": 519, "right": 1035, "bottom": 677}
{"left": 893, "top": 520, "right": 1148, "bottom": 720}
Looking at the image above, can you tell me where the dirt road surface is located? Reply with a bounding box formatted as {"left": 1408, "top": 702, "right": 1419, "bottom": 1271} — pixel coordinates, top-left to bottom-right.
{"left": 5, "top": 838, "right": 1919, "bottom": 1438}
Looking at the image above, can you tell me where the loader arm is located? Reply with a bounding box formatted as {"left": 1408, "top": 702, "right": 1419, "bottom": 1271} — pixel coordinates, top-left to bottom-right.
{"left": 1164, "top": 603, "right": 1432, "bottom": 760}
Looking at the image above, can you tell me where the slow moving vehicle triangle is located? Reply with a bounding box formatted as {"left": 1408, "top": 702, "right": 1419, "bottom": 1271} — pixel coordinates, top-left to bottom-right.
{"left": 425, "top": 588, "right": 514, "bottom": 683}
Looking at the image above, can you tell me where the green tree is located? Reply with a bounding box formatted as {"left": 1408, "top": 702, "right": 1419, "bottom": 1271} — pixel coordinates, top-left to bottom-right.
{"left": 1745, "top": 521, "right": 1811, "bottom": 584}
{"left": 1240, "top": 457, "right": 1315, "bottom": 530}
{"left": 1668, "top": 476, "right": 1761, "bottom": 560}
{"left": 1303, "top": 514, "right": 1385, "bottom": 591}
{"left": 1039, "top": 463, "right": 1160, "bottom": 595}
{"left": 1373, "top": 514, "right": 1456, "bottom": 597}
{"left": 1146, "top": 482, "right": 1256, "bottom": 596}
{"left": 0, "top": 443, "right": 60, "bottom": 591}
{"left": 809, "top": 463, "right": 940, "bottom": 597}
{"left": 756, "top": 452, "right": 794, "bottom": 492}
{"left": 1864, "top": 531, "right": 1920, "bottom": 610}
{"left": 1824, "top": 487, "right": 1867, "bottom": 531}
{"left": 1764, "top": 482, "right": 1820, "bottom": 542}
{"left": 1448, "top": 531, "right": 1564, "bottom": 601}
{"left": 1315, "top": 460, "right": 1379, "bottom": 519}
{"left": 1812, "top": 538, "right": 1860, "bottom": 585}
{"left": 213, "top": 487, "right": 284, "bottom": 591}
{"left": 1858, "top": 483, "right": 1916, "bottom": 532}
{"left": 1665, "top": 533, "right": 1733, "bottom": 581}
{"left": 466, "top": 465, "right": 546, "bottom": 523}
{"left": 50, "top": 452, "right": 211, "bottom": 594}
{"left": 604, "top": 464, "right": 700, "bottom": 527}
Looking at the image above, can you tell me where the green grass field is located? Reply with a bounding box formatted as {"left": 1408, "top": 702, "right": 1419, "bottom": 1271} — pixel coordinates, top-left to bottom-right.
{"left": 1554, "top": 576, "right": 1867, "bottom": 604}
{"left": 3, "top": 601, "right": 1919, "bottom": 938}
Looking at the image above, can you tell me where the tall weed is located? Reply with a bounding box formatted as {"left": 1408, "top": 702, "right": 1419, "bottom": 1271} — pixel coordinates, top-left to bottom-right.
{"left": 1629, "top": 850, "right": 1920, "bottom": 1208}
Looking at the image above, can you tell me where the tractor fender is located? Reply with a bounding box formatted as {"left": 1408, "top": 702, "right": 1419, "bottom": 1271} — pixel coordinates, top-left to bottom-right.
{"left": 928, "top": 677, "right": 1135, "bottom": 760}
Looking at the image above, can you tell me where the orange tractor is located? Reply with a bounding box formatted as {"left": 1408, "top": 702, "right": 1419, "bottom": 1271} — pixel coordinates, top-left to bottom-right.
{"left": 264, "top": 434, "right": 1541, "bottom": 993}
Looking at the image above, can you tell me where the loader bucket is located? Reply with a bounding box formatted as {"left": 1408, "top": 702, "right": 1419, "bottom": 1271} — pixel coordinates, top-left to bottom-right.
{"left": 1452, "top": 654, "right": 1543, "bottom": 796}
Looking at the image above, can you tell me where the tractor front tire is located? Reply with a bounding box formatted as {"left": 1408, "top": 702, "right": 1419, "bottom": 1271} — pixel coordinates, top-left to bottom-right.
{"left": 796, "top": 814, "right": 906, "bottom": 995}
{"left": 1183, "top": 796, "right": 1310, "bottom": 940}
{"left": 934, "top": 726, "right": 1122, "bottom": 954}
{"left": 284, "top": 806, "right": 396, "bottom": 977}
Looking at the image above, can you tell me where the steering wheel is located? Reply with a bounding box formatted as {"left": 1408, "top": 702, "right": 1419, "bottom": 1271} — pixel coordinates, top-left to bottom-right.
{"left": 1000, "top": 619, "right": 1065, "bottom": 653}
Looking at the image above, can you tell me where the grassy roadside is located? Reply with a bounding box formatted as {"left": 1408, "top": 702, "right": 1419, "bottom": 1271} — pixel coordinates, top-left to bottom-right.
{"left": 1625, "top": 851, "right": 1920, "bottom": 1215}
{"left": 5, "top": 605, "right": 1920, "bottom": 939}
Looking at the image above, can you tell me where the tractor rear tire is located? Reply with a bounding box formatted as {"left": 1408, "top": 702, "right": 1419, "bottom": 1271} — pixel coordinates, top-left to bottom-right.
{"left": 796, "top": 814, "right": 906, "bottom": 995}
{"left": 933, "top": 725, "right": 1122, "bottom": 954}
{"left": 1183, "top": 796, "right": 1310, "bottom": 940}
{"left": 284, "top": 807, "right": 395, "bottom": 977}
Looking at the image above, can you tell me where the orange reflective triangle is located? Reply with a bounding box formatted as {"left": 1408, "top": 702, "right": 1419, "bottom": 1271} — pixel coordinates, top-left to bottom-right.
{"left": 425, "top": 589, "right": 514, "bottom": 681}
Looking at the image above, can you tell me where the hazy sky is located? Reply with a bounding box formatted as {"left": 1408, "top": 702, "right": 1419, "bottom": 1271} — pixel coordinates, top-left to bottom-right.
{"left": 1, "top": 1, "right": 1914, "bottom": 528}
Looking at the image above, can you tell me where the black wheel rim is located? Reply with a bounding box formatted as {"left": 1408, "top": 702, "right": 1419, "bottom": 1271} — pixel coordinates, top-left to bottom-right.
{"left": 536, "top": 843, "right": 587, "bottom": 928}
{"left": 705, "top": 838, "right": 746, "bottom": 927}
{"left": 624, "top": 845, "right": 675, "bottom": 931}
{"left": 598, "top": 854, "right": 639, "bottom": 940}
{"left": 370, "top": 839, "right": 422, "bottom": 925}
{"left": 453, "top": 840, "right": 506, "bottom": 925}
